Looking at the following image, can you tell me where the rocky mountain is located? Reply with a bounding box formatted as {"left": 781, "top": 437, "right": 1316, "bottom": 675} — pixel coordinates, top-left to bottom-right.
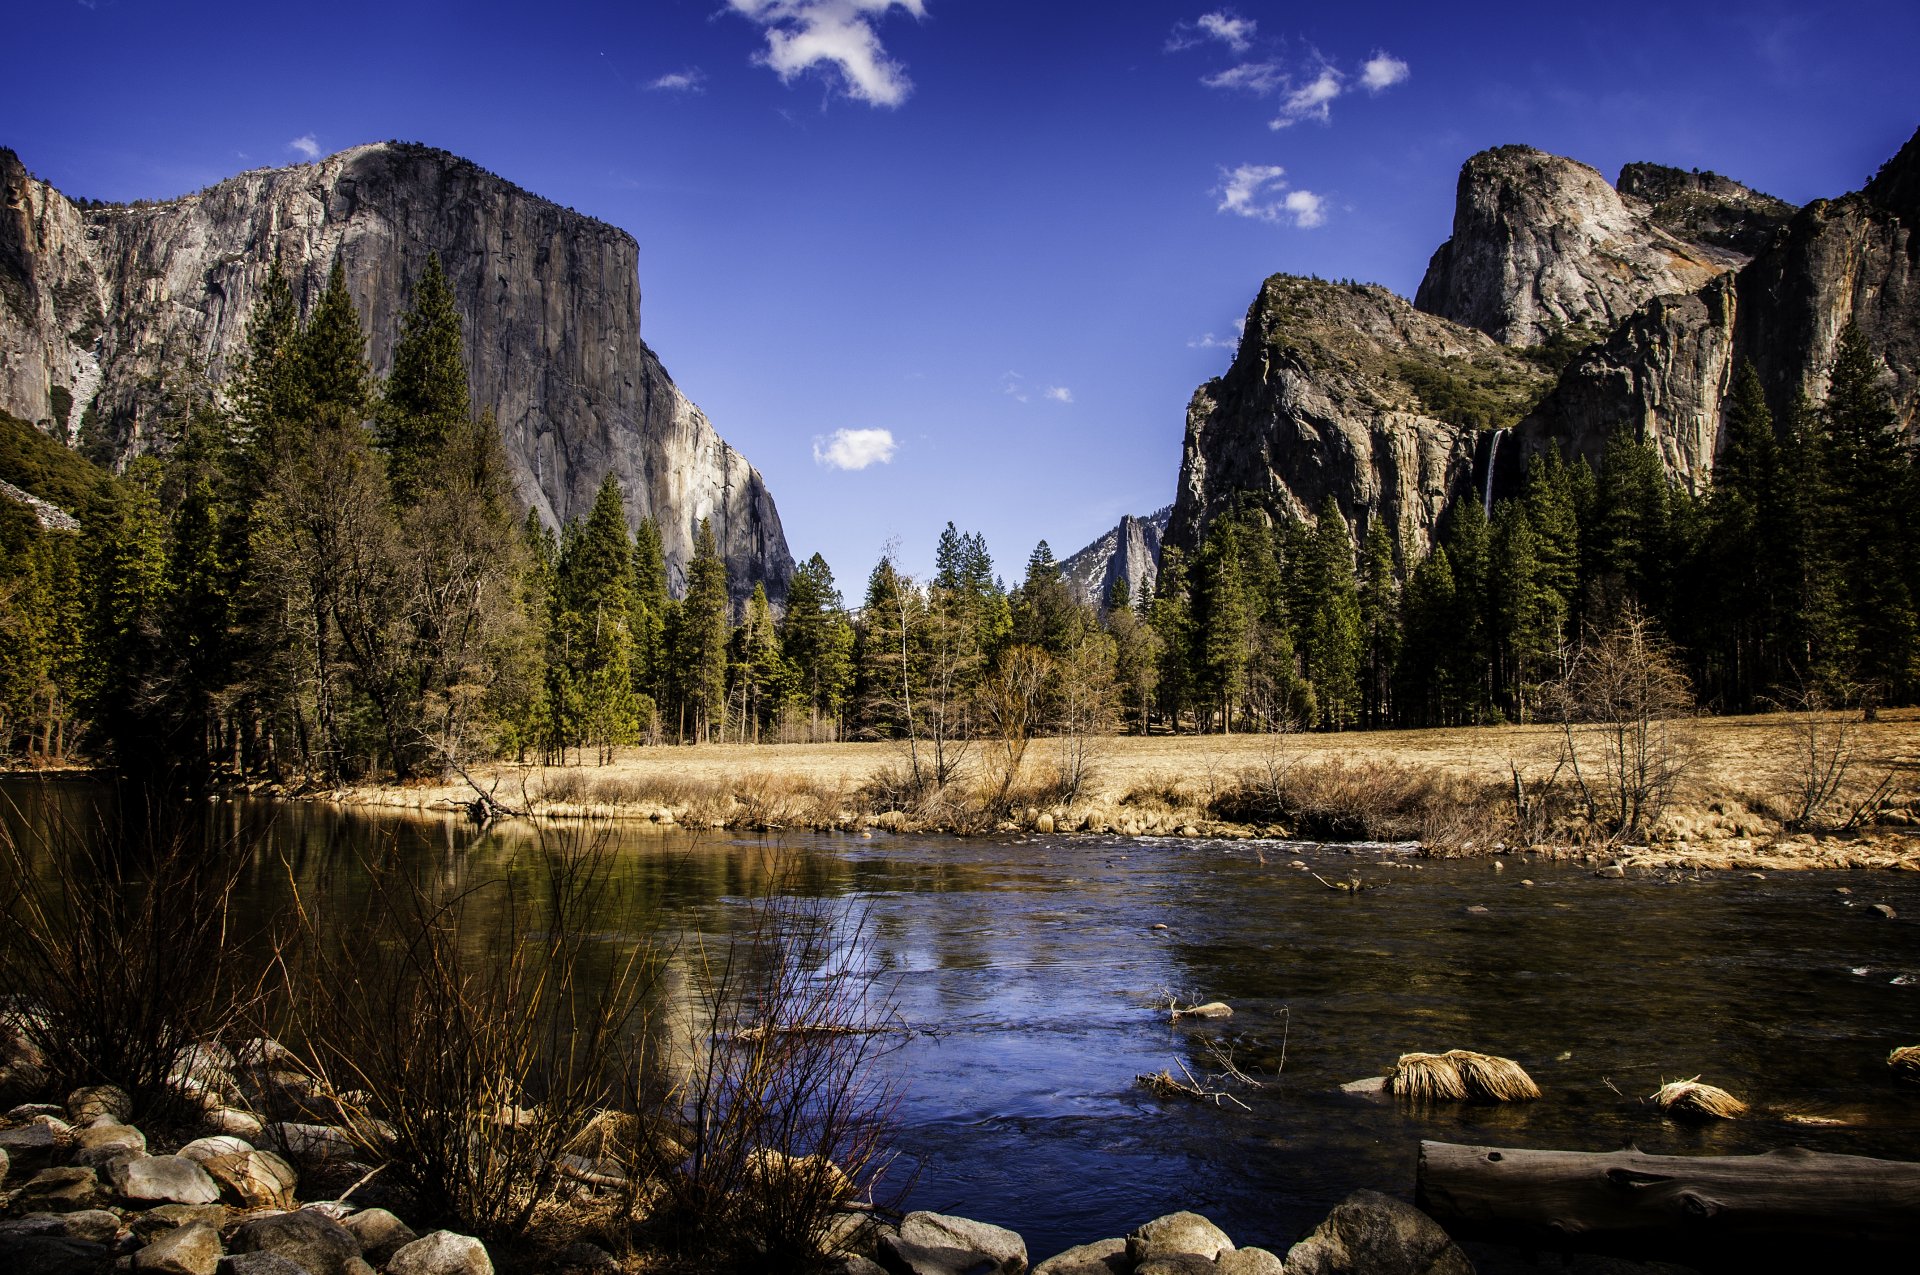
{"left": 0, "top": 142, "right": 792, "bottom": 599}
{"left": 1060, "top": 506, "right": 1169, "bottom": 610}
{"left": 1169, "top": 126, "right": 1920, "bottom": 557}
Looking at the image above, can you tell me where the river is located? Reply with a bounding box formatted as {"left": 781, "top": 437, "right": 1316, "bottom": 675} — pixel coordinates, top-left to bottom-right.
{"left": 6, "top": 781, "right": 1920, "bottom": 1263}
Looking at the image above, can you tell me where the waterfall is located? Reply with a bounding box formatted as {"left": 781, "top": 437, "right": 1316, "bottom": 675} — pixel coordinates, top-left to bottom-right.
{"left": 1483, "top": 430, "right": 1502, "bottom": 516}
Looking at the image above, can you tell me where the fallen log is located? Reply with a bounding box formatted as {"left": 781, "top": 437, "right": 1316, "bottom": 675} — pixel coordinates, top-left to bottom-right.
{"left": 1417, "top": 1140, "right": 1920, "bottom": 1255}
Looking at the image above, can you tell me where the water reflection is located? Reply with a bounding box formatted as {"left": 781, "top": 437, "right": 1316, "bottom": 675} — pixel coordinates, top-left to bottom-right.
{"left": 5, "top": 779, "right": 1920, "bottom": 1260}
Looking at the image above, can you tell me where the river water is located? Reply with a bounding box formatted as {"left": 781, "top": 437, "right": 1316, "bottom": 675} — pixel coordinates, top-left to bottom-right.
{"left": 7, "top": 782, "right": 1920, "bottom": 1262}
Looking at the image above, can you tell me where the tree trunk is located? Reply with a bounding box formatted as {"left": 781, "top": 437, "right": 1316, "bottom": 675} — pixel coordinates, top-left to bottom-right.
{"left": 1418, "top": 1140, "right": 1920, "bottom": 1256}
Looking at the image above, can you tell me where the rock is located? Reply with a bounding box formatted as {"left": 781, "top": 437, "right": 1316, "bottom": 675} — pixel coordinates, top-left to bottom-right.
{"left": 0, "top": 1234, "right": 114, "bottom": 1275}
{"left": 108, "top": 1155, "right": 222, "bottom": 1206}
{"left": 200, "top": 1110, "right": 264, "bottom": 1141}
{"left": 266, "top": 1124, "right": 360, "bottom": 1165}
{"left": 8, "top": 1166, "right": 112, "bottom": 1214}
{"left": 1032, "top": 1237, "right": 1129, "bottom": 1275}
{"left": 0, "top": 143, "right": 795, "bottom": 603}
{"left": 1172, "top": 1002, "right": 1232, "bottom": 1020}
{"left": 0, "top": 1209, "right": 120, "bottom": 1243}
{"left": 231, "top": 1211, "right": 365, "bottom": 1275}
{"left": 877, "top": 1233, "right": 1009, "bottom": 1275}
{"left": 1135, "top": 1258, "right": 1215, "bottom": 1275}
{"left": 6, "top": 1104, "right": 64, "bottom": 1121}
{"left": 66, "top": 1087, "right": 132, "bottom": 1126}
{"left": 1059, "top": 509, "right": 1168, "bottom": 610}
{"left": 1341, "top": 1076, "right": 1389, "bottom": 1095}
{"left": 340, "top": 1209, "right": 416, "bottom": 1266}
{"left": 1872, "top": 903, "right": 1898, "bottom": 919}
{"left": 0, "top": 1213, "right": 70, "bottom": 1237}
{"left": 0, "top": 1144, "right": 9, "bottom": 1184}
{"left": 1126, "top": 1211, "right": 1235, "bottom": 1263}
{"left": 832, "top": 1258, "right": 890, "bottom": 1275}
{"left": 201, "top": 1151, "right": 298, "bottom": 1209}
{"left": 1217, "top": 1249, "right": 1286, "bottom": 1275}
{"left": 386, "top": 1231, "right": 494, "bottom": 1275}
{"left": 1284, "top": 1189, "right": 1473, "bottom": 1275}
{"left": 822, "top": 1209, "right": 885, "bottom": 1258}
{"left": 72, "top": 1121, "right": 147, "bottom": 1167}
{"left": 223, "top": 1253, "right": 317, "bottom": 1275}
{"left": 743, "top": 1149, "right": 853, "bottom": 1201}
{"left": 897, "top": 1211, "right": 1027, "bottom": 1274}
{"left": 544, "top": 1241, "right": 620, "bottom": 1274}
{"left": 134, "top": 1222, "right": 223, "bottom": 1275}
{"left": 132, "top": 1206, "right": 229, "bottom": 1239}
{"left": 177, "top": 1138, "right": 253, "bottom": 1165}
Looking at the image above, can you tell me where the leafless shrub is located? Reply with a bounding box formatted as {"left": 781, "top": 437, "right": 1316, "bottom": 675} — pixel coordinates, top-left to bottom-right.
{"left": 642, "top": 875, "right": 905, "bottom": 1269}
{"left": 1209, "top": 755, "right": 1497, "bottom": 844}
{"left": 280, "top": 828, "right": 656, "bottom": 1240}
{"left": 0, "top": 792, "right": 277, "bottom": 1125}
{"left": 1545, "top": 608, "right": 1695, "bottom": 843}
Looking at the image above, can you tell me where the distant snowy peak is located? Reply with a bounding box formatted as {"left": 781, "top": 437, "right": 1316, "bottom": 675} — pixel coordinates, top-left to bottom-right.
{"left": 1060, "top": 506, "right": 1170, "bottom": 610}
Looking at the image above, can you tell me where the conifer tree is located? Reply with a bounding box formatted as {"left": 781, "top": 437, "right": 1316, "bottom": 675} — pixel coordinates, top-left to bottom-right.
{"left": 1356, "top": 519, "right": 1399, "bottom": 727}
{"left": 1149, "top": 546, "right": 1194, "bottom": 731}
{"left": 379, "top": 254, "right": 469, "bottom": 506}
{"left": 1300, "top": 498, "right": 1362, "bottom": 729}
{"left": 1193, "top": 522, "right": 1252, "bottom": 732}
{"left": 678, "top": 517, "right": 731, "bottom": 741}
{"left": 782, "top": 553, "right": 854, "bottom": 737}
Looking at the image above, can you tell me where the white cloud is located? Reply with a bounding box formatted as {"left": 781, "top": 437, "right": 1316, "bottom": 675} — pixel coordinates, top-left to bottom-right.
{"left": 288, "top": 135, "right": 321, "bottom": 160}
{"left": 1201, "top": 61, "right": 1286, "bottom": 94}
{"left": 1216, "top": 164, "right": 1327, "bottom": 229}
{"left": 648, "top": 68, "right": 706, "bottom": 92}
{"left": 813, "top": 427, "right": 898, "bottom": 470}
{"left": 1169, "top": 9, "right": 1256, "bottom": 54}
{"left": 1044, "top": 386, "right": 1073, "bottom": 404}
{"left": 1188, "top": 332, "right": 1236, "bottom": 350}
{"left": 729, "top": 0, "right": 925, "bottom": 108}
{"left": 1360, "top": 52, "right": 1410, "bottom": 92}
{"left": 1270, "top": 67, "right": 1343, "bottom": 128}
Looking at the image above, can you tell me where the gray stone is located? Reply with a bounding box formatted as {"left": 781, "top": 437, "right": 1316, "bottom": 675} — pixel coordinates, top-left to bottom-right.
{"left": 131, "top": 1206, "right": 229, "bottom": 1239}
{"left": 831, "top": 1259, "right": 888, "bottom": 1275}
{"left": 340, "top": 1209, "right": 416, "bottom": 1265}
{"left": 1032, "top": 1237, "right": 1129, "bottom": 1275}
{"left": 107, "top": 1156, "right": 221, "bottom": 1207}
{"left": 1, "top": 1143, "right": 9, "bottom": 1183}
{"left": 822, "top": 1210, "right": 885, "bottom": 1258}
{"left": 385, "top": 1231, "right": 494, "bottom": 1275}
{"left": 1217, "top": 1248, "right": 1286, "bottom": 1275}
{"left": 897, "top": 1212, "right": 1026, "bottom": 1275}
{"left": 266, "top": 1124, "right": 359, "bottom": 1166}
{"left": 201, "top": 1151, "right": 298, "bottom": 1209}
{"left": 6, "top": 1104, "right": 64, "bottom": 1121}
{"left": 877, "top": 1233, "right": 1007, "bottom": 1275}
{"left": 9, "top": 1166, "right": 112, "bottom": 1214}
{"left": 177, "top": 1138, "right": 253, "bottom": 1165}
{"left": 1284, "top": 1189, "right": 1474, "bottom": 1275}
{"left": 134, "top": 1222, "right": 222, "bottom": 1275}
{"left": 1126, "top": 1212, "right": 1235, "bottom": 1264}
{"left": 52, "top": 1209, "right": 122, "bottom": 1244}
{"left": 0, "top": 144, "right": 795, "bottom": 604}
{"left": 199, "top": 1110, "right": 264, "bottom": 1141}
{"left": 230, "top": 1211, "right": 363, "bottom": 1275}
{"left": 222, "top": 1254, "right": 313, "bottom": 1275}
{"left": 72, "top": 1122, "right": 147, "bottom": 1168}
{"left": 0, "top": 1233, "right": 114, "bottom": 1275}
{"left": 1134, "top": 1258, "right": 1214, "bottom": 1275}
{"left": 66, "top": 1087, "right": 132, "bottom": 1126}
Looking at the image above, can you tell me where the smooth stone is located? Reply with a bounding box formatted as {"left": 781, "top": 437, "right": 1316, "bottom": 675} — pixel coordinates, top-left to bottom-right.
{"left": 178, "top": 1138, "right": 253, "bottom": 1165}
{"left": 1127, "top": 1212, "right": 1235, "bottom": 1263}
{"left": 222, "top": 1253, "right": 314, "bottom": 1275}
{"left": 1173, "top": 1002, "right": 1233, "bottom": 1020}
{"left": 66, "top": 1086, "right": 132, "bottom": 1126}
{"left": 831, "top": 1259, "right": 889, "bottom": 1275}
{"left": 1340, "top": 1076, "right": 1389, "bottom": 1095}
{"left": 822, "top": 1209, "right": 885, "bottom": 1257}
{"left": 6, "top": 1104, "right": 64, "bottom": 1121}
{"left": 109, "top": 1155, "right": 222, "bottom": 1206}
{"left": 341, "top": 1209, "right": 417, "bottom": 1265}
{"left": 1032, "top": 1237, "right": 1129, "bottom": 1275}
{"left": 1217, "top": 1248, "right": 1286, "bottom": 1275}
{"left": 1135, "top": 1258, "right": 1215, "bottom": 1275}
{"left": 73, "top": 1121, "right": 147, "bottom": 1168}
{"left": 386, "top": 1230, "right": 494, "bottom": 1275}
{"left": 201, "top": 1110, "right": 264, "bottom": 1141}
{"left": 234, "top": 1040, "right": 298, "bottom": 1069}
{"left": 0, "top": 1234, "right": 114, "bottom": 1275}
{"left": 1284, "top": 1189, "right": 1473, "bottom": 1275}
{"left": 9, "top": 1166, "right": 112, "bottom": 1214}
{"left": 877, "top": 1233, "right": 1006, "bottom": 1275}
{"left": 231, "top": 1211, "right": 365, "bottom": 1275}
{"left": 133, "top": 1205, "right": 230, "bottom": 1239}
{"left": 0, "top": 1144, "right": 8, "bottom": 1183}
{"left": 266, "top": 1123, "right": 359, "bottom": 1165}
{"left": 0, "top": 1208, "right": 120, "bottom": 1242}
{"left": 134, "top": 1221, "right": 223, "bottom": 1275}
{"left": 202, "top": 1151, "right": 298, "bottom": 1209}
{"left": 897, "top": 1211, "right": 1026, "bottom": 1275}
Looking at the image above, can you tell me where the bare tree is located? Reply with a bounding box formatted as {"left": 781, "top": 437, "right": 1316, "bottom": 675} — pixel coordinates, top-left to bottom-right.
{"left": 980, "top": 644, "right": 1052, "bottom": 801}
{"left": 1053, "top": 631, "right": 1118, "bottom": 800}
{"left": 1546, "top": 607, "right": 1694, "bottom": 843}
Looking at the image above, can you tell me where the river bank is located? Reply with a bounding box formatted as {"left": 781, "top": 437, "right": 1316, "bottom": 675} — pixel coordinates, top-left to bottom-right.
{"left": 291, "top": 713, "right": 1920, "bottom": 871}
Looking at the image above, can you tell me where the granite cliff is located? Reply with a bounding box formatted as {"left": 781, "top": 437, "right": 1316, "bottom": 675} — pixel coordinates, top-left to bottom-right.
{"left": 1060, "top": 506, "right": 1169, "bottom": 610}
{"left": 1168, "top": 126, "right": 1919, "bottom": 558}
{"left": 0, "top": 142, "right": 792, "bottom": 599}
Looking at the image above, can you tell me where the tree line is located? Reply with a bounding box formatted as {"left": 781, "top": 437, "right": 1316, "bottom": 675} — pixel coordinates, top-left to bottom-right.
{"left": 2, "top": 260, "right": 1914, "bottom": 784}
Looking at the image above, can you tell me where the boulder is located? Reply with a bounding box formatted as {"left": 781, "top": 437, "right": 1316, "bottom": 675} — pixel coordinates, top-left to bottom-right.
{"left": 1135, "top": 1258, "right": 1215, "bottom": 1275}
{"left": 8, "top": 1166, "right": 112, "bottom": 1214}
{"left": 201, "top": 1109, "right": 265, "bottom": 1141}
{"left": 0, "top": 1208, "right": 120, "bottom": 1243}
{"left": 134, "top": 1221, "right": 223, "bottom": 1275}
{"left": 133, "top": 1205, "right": 230, "bottom": 1239}
{"left": 108, "top": 1155, "right": 223, "bottom": 1206}
{"left": 0, "top": 1144, "right": 8, "bottom": 1183}
{"left": 0, "top": 1233, "right": 113, "bottom": 1275}
{"left": 202, "top": 1151, "right": 298, "bottom": 1209}
{"left": 72, "top": 1120, "right": 146, "bottom": 1167}
{"left": 1284, "top": 1189, "right": 1473, "bottom": 1275}
{"left": 823, "top": 1210, "right": 887, "bottom": 1258}
{"left": 66, "top": 1086, "right": 132, "bottom": 1126}
{"left": 545, "top": 1241, "right": 621, "bottom": 1274}
{"left": 832, "top": 1259, "right": 890, "bottom": 1275}
{"left": 877, "top": 1233, "right": 1010, "bottom": 1275}
{"left": 341, "top": 1209, "right": 417, "bottom": 1265}
{"left": 1032, "top": 1238, "right": 1129, "bottom": 1275}
{"left": 231, "top": 1210, "right": 364, "bottom": 1275}
{"left": 5, "top": 1104, "right": 63, "bottom": 1121}
{"left": 1126, "top": 1212, "right": 1235, "bottom": 1263}
{"left": 897, "top": 1212, "right": 1026, "bottom": 1275}
{"left": 223, "top": 1253, "right": 317, "bottom": 1275}
{"left": 386, "top": 1231, "right": 494, "bottom": 1275}
{"left": 1218, "top": 1249, "right": 1286, "bottom": 1275}
{"left": 0, "top": 1115, "right": 67, "bottom": 1173}
{"left": 178, "top": 1137, "right": 254, "bottom": 1165}
{"left": 267, "top": 1123, "right": 361, "bottom": 1165}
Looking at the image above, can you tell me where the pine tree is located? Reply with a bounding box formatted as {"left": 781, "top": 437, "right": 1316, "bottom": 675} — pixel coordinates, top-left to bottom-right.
{"left": 1356, "top": 519, "right": 1400, "bottom": 727}
{"left": 782, "top": 553, "right": 854, "bottom": 737}
{"left": 678, "top": 518, "right": 731, "bottom": 741}
{"left": 629, "top": 518, "right": 670, "bottom": 713}
{"left": 1299, "top": 498, "right": 1362, "bottom": 729}
{"left": 379, "top": 254, "right": 469, "bottom": 506}
{"left": 299, "top": 260, "right": 374, "bottom": 425}
{"left": 1149, "top": 546, "right": 1194, "bottom": 731}
{"left": 1192, "top": 522, "right": 1252, "bottom": 732}
{"left": 1013, "top": 540, "right": 1081, "bottom": 656}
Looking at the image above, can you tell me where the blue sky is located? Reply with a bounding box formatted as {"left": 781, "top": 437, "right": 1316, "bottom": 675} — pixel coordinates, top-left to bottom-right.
{"left": 12, "top": 1, "right": 1919, "bottom": 590}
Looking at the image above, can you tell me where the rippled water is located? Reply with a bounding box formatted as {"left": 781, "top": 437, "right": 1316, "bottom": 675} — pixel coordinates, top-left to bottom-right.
{"left": 8, "top": 781, "right": 1920, "bottom": 1263}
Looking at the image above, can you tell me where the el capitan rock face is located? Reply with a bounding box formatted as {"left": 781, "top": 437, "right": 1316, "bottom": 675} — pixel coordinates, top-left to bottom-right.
{"left": 1168, "top": 127, "right": 1918, "bottom": 557}
{"left": 0, "top": 142, "right": 792, "bottom": 599}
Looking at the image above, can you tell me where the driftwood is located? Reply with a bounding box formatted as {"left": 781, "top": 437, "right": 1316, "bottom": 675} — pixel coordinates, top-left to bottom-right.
{"left": 1418, "top": 1140, "right": 1920, "bottom": 1256}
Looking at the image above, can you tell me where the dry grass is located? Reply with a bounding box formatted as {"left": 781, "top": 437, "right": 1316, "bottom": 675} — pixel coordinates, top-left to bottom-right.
{"left": 1888, "top": 1046, "right": 1920, "bottom": 1082}
{"left": 1387, "top": 1052, "right": 1467, "bottom": 1102}
{"left": 1448, "top": 1050, "right": 1541, "bottom": 1101}
{"left": 1649, "top": 1077, "right": 1749, "bottom": 1120}
{"left": 1386, "top": 1049, "right": 1538, "bottom": 1102}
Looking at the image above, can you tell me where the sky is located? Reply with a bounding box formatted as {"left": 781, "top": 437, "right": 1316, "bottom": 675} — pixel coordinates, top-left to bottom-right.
{"left": 10, "top": 1, "right": 1920, "bottom": 591}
